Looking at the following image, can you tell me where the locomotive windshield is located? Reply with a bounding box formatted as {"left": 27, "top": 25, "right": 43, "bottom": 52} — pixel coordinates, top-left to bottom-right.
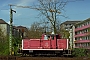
{"left": 44, "top": 34, "right": 54, "bottom": 40}
{"left": 44, "top": 35, "right": 48, "bottom": 40}
{"left": 43, "top": 34, "right": 60, "bottom": 40}
{"left": 47, "top": 34, "right": 54, "bottom": 40}
{"left": 51, "top": 35, "right": 54, "bottom": 40}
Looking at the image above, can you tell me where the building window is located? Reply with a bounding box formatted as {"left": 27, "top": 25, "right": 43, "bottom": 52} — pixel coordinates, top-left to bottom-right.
{"left": 87, "top": 22, "right": 89, "bottom": 25}
{"left": 89, "top": 21, "right": 90, "bottom": 24}
{"left": 75, "top": 38, "right": 77, "bottom": 40}
{"left": 75, "top": 43, "right": 79, "bottom": 47}
{"left": 84, "top": 29, "right": 88, "bottom": 33}
{"left": 88, "top": 36, "right": 90, "bottom": 40}
{"left": 88, "top": 43, "right": 90, "bottom": 46}
{"left": 86, "top": 43, "right": 89, "bottom": 47}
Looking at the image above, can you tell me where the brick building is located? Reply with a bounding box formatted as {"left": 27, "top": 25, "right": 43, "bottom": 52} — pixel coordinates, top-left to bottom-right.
{"left": 16, "top": 26, "right": 28, "bottom": 38}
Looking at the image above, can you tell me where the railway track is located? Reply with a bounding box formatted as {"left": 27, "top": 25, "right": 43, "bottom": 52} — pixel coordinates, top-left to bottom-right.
{"left": 0, "top": 56, "right": 90, "bottom": 60}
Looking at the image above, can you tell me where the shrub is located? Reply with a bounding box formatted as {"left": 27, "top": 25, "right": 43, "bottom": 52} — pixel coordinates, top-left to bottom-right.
{"left": 72, "top": 48, "right": 87, "bottom": 57}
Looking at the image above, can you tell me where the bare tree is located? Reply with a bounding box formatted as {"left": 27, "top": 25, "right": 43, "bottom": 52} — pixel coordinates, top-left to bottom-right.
{"left": 34, "top": 0, "right": 84, "bottom": 34}
{"left": 28, "top": 22, "right": 44, "bottom": 38}
{"left": 34, "top": 0, "right": 68, "bottom": 34}
{"left": 30, "top": 22, "right": 40, "bottom": 31}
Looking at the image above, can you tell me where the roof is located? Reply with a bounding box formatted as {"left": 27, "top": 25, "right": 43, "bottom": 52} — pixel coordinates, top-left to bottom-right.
{"left": 0, "top": 19, "right": 7, "bottom": 24}
{"left": 75, "top": 18, "right": 90, "bottom": 25}
{"left": 16, "top": 26, "right": 28, "bottom": 32}
{"left": 61, "top": 21, "right": 81, "bottom": 25}
{"left": 16, "top": 26, "right": 27, "bottom": 29}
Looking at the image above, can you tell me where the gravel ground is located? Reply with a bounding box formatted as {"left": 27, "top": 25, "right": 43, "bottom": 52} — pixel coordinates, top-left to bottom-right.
{"left": 0, "top": 56, "right": 90, "bottom": 60}
{"left": 16, "top": 57, "right": 90, "bottom": 60}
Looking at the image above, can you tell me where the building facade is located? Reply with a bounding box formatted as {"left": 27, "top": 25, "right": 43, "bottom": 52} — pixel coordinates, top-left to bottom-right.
{"left": 74, "top": 18, "right": 90, "bottom": 49}
{"left": 0, "top": 19, "right": 21, "bottom": 38}
{"left": 0, "top": 19, "right": 10, "bottom": 36}
{"left": 60, "top": 21, "right": 81, "bottom": 31}
{"left": 69, "top": 26, "right": 75, "bottom": 49}
{"left": 60, "top": 21, "right": 81, "bottom": 48}
{"left": 16, "top": 26, "right": 28, "bottom": 38}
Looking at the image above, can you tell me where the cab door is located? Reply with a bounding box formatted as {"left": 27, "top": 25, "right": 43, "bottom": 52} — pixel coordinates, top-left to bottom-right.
{"left": 51, "top": 35, "right": 56, "bottom": 49}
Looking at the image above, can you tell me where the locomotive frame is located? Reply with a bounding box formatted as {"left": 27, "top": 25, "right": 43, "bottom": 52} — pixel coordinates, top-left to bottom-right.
{"left": 18, "top": 34, "right": 72, "bottom": 57}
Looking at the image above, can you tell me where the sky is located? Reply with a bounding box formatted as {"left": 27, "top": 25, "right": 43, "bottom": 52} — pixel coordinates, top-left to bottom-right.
{"left": 0, "top": 0, "right": 90, "bottom": 28}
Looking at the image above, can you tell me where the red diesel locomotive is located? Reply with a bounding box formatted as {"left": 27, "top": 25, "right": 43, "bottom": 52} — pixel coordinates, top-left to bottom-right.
{"left": 19, "top": 33, "right": 71, "bottom": 56}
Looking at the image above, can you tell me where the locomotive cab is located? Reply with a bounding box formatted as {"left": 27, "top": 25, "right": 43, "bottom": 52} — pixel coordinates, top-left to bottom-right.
{"left": 42, "top": 33, "right": 61, "bottom": 40}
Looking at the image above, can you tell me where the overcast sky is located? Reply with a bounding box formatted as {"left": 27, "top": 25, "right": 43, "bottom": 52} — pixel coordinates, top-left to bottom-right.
{"left": 0, "top": 0, "right": 90, "bottom": 27}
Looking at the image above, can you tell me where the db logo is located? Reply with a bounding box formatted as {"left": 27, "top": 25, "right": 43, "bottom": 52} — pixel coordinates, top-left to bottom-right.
{"left": 45, "top": 42, "right": 49, "bottom": 47}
